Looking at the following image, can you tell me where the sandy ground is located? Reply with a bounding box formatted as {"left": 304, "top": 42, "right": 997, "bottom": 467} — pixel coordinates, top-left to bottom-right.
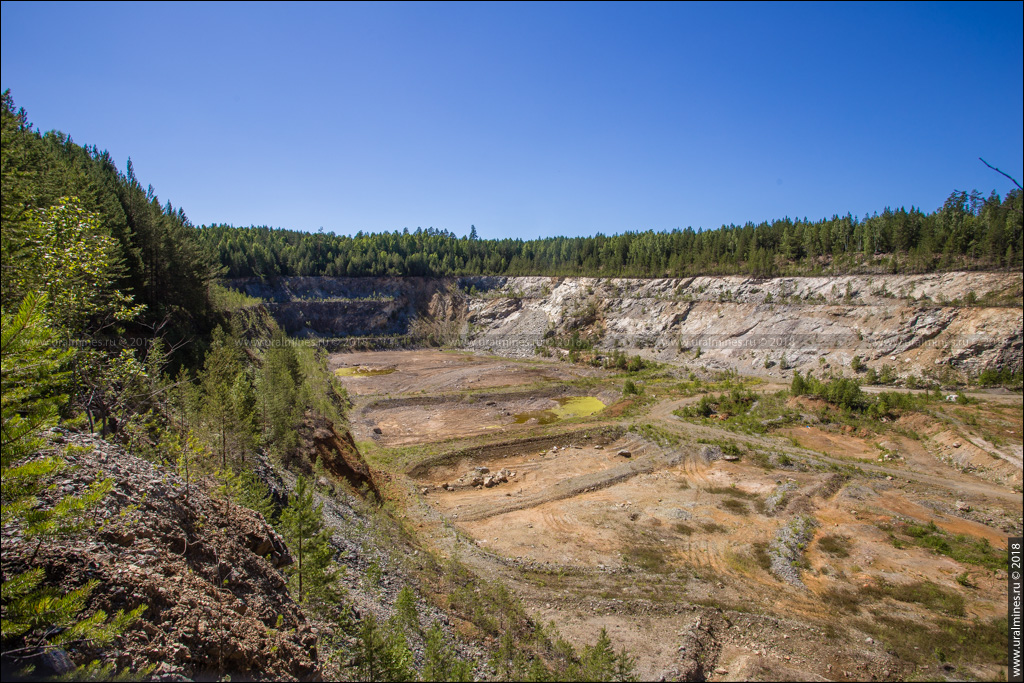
{"left": 334, "top": 349, "right": 1023, "bottom": 681}
{"left": 330, "top": 349, "right": 598, "bottom": 396}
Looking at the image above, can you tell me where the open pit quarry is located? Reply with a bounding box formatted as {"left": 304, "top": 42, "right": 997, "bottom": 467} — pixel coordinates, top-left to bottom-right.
{"left": 228, "top": 273, "right": 1022, "bottom": 681}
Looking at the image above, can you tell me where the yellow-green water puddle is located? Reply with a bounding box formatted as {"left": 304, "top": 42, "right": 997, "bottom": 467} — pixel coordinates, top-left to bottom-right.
{"left": 513, "top": 396, "right": 605, "bottom": 425}
{"left": 334, "top": 366, "right": 396, "bottom": 377}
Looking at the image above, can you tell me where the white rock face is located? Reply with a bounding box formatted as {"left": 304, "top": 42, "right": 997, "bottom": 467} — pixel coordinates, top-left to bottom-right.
{"left": 459, "top": 273, "right": 1022, "bottom": 377}
{"left": 228, "top": 272, "right": 1022, "bottom": 378}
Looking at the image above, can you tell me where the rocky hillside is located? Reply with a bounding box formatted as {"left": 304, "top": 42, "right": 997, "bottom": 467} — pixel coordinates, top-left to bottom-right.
{"left": 0, "top": 431, "right": 317, "bottom": 681}
{"left": 228, "top": 272, "right": 1023, "bottom": 380}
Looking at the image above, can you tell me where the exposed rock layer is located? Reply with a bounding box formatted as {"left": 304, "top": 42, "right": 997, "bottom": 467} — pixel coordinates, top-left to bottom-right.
{"left": 228, "top": 273, "right": 1023, "bottom": 377}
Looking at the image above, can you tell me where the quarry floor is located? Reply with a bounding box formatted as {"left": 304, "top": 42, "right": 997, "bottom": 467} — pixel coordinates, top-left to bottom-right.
{"left": 333, "top": 349, "right": 1022, "bottom": 681}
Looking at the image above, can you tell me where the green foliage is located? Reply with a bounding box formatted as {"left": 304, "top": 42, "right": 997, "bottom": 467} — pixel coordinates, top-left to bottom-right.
{"left": 563, "top": 628, "right": 638, "bottom": 682}
{"left": 860, "top": 615, "right": 1007, "bottom": 668}
{"left": 888, "top": 520, "right": 1005, "bottom": 570}
{"left": 628, "top": 422, "right": 680, "bottom": 446}
{"left": 1, "top": 292, "right": 145, "bottom": 677}
{"left": 792, "top": 372, "right": 938, "bottom": 422}
{"left": 719, "top": 498, "right": 749, "bottom": 516}
{"left": 976, "top": 367, "right": 1023, "bottom": 389}
{"left": 2, "top": 294, "right": 72, "bottom": 524}
{"left": 1, "top": 93, "right": 214, "bottom": 359}
{"left": 490, "top": 629, "right": 528, "bottom": 681}
{"left": 202, "top": 326, "right": 246, "bottom": 467}
{"left": 1, "top": 569, "right": 146, "bottom": 648}
{"left": 353, "top": 613, "right": 416, "bottom": 682}
{"left": 261, "top": 331, "right": 303, "bottom": 457}
{"left": 394, "top": 586, "right": 419, "bottom": 634}
{"left": 817, "top": 534, "right": 853, "bottom": 558}
{"left": 19, "top": 199, "right": 143, "bottom": 330}
{"left": 237, "top": 468, "right": 278, "bottom": 524}
{"left": 279, "top": 476, "right": 340, "bottom": 608}
{"left": 422, "top": 622, "right": 473, "bottom": 682}
{"left": 208, "top": 282, "right": 264, "bottom": 311}
{"left": 195, "top": 187, "right": 1024, "bottom": 278}
{"left": 955, "top": 571, "right": 975, "bottom": 588}
{"left": 677, "top": 388, "right": 798, "bottom": 435}
{"left": 861, "top": 579, "right": 966, "bottom": 617}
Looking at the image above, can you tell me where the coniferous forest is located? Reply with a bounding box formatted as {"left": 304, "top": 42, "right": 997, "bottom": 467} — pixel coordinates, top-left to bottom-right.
{"left": 4, "top": 89, "right": 1021, "bottom": 301}
{"left": 199, "top": 187, "right": 1015, "bottom": 280}
{"left": 200, "top": 190, "right": 1022, "bottom": 280}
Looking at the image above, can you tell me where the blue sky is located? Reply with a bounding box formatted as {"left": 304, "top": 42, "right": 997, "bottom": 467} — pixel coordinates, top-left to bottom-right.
{"left": 2, "top": 1, "right": 1022, "bottom": 240}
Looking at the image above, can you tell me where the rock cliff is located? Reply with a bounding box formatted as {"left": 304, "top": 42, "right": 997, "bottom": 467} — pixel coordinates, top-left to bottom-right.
{"left": 227, "top": 272, "right": 1023, "bottom": 379}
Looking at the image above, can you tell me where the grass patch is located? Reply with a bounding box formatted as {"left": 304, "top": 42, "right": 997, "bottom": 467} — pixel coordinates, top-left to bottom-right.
{"left": 752, "top": 542, "right": 771, "bottom": 571}
{"left": 700, "top": 522, "right": 727, "bottom": 534}
{"left": 746, "top": 450, "right": 775, "bottom": 470}
{"left": 871, "top": 580, "right": 966, "bottom": 617}
{"left": 720, "top": 498, "right": 749, "bottom": 515}
{"left": 335, "top": 365, "right": 397, "bottom": 376}
{"left": 704, "top": 485, "right": 758, "bottom": 499}
{"left": 820, "top": 579, "right": 965, "bottom": 617}
{"left": 887, "top": 520, "right": 1006, "bottom": 570}
{"left": 859, "top": 615, "right": 1007, "bottom": 667}
{"left": 820, "top": 587, "right": 861, "bottom": 613}
{"left": 628, "top": 422, "right": 680, "bottom": 446}
{"left": 817, "top": 534, "right": 853, "bottom": 558}
{"left": 725, "top": 543, "right": 771, "bottom": 575}
{"left": 623, "top": 546, "right": 669, "bottom": 572}
{"left": 705, "top": 485, "right": 760, "bottom": 516}
{"left": 696, "top": 437, "right": 744, "bottom": 456}
{"left": 724, "top": 549, "right": 757, "bottom": 574}
{"left": 672, "top": 522, "right": 695, "bottom": 535}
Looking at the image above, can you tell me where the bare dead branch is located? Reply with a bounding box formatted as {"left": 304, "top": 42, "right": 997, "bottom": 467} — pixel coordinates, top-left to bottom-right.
{"left": 979, "top": 157, "right": 1023, "bottom": 191}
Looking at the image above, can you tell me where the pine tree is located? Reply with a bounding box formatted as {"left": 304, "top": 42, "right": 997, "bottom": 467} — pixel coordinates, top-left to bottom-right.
{"left": 353, "top": 613, "right": 416, "bottom": 682}
{"left": 279, "top": 476, "right": 338, "bottom": 606}
{"left": 1, "top": 292, "right": 146, "bottom": 676}
{"left": 201, "top": 326, "right": 243, "bottom": 468}
{"left": 261, "top": 330, "right": 302, "bottom": 457}
{"left": 422, "top": 621, "right": 473, "bottom": 682}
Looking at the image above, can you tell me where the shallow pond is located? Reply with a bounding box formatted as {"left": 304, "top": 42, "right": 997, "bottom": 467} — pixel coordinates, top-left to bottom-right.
{"left": 335, "top": 366, "right": 396, "bottom": 377}
{"left": 513, "top": 396, "right": 605, "bottom": 424}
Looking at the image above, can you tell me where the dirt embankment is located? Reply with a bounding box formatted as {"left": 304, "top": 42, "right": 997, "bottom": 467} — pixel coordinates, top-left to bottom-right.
{"left": 300, "top": 414, "right": 381, "bottom": 499}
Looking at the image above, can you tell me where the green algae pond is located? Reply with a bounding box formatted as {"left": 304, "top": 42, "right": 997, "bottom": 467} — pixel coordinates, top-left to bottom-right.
{"left": 335, "top": 366, "right": 397, "bottom": 377}
{"left": 513, "top": 396, "right": 605, "bottom": 424}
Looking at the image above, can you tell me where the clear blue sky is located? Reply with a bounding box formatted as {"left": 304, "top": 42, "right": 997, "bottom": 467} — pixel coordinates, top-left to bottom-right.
{"left": 2, "top": 1, "right": 1022, "bottom": 240}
